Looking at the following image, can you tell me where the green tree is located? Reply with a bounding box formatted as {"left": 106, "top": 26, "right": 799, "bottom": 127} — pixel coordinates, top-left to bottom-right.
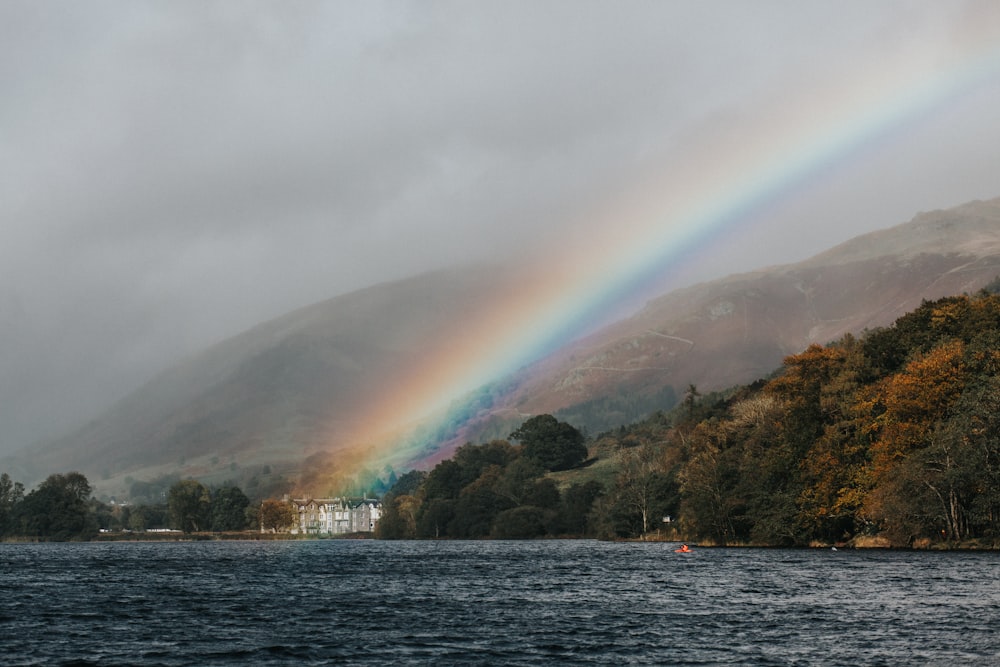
{"left": 449, "top": 466, "right": 513, "bottom": 538}
{"left": 522, "top": 478, "right": 561, "bottom": 510}
{"left": 416, "top": 498, "right": 455, "bottom": 538}
{"left": 453, "top": 440, "right": 520, "bottom": 484}
{"left": 494, "top": 457, "right": 545, "bottom": 505}
{"left": 13, "top": 472, "right": 95, "bottom": 540}
{"left": 559, "top": 480, "right": 604, "bottom": 536}
{"left": 210, "top": 486, "right": 251, "bottom": 531}
{"left": 491, "top": 506, "right": 546, "bottom": 539}
{"left": 0, "top": 472, "right": 25, "bottom": 536}
{"left": 167, "top": 480, "right": 211, "bottom": 533}
{"left": 510, "top": 415, "right": 587, "bottom": 471}
{"left": 128, "top": 505, "right": 148, "bottom": 532}
{"left": 387, "top": 470, "right": 427, "bottom": 497}
{"left": 746, "top": 343, "right": 854, "bottom": 546}
{"left": 422, "top": 460, "right": 465, "bottom": 501}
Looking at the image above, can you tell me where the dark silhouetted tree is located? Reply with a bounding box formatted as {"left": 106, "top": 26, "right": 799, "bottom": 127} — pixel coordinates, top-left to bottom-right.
{"left": 491, "top": 506, "right": 546, "bottom": 539}
{"left": 510, "top": 415, "right": 587, "bottom": 471}
{"left": 168, "top": 480, "right": 211, "bottom": 533}
{"left": 14, "top": 472, "right": 95, "bottom": 540}
{"left": 210, "top": 486, "right": 251, "bottom": 531}
{"left": 0, "top": 472, "right": 25, "bottom": 536}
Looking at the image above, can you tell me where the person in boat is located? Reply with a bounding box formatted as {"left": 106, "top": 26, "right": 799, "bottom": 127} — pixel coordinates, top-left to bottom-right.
{"left": 676, "top": 544, "right": 691, "bottom": 553}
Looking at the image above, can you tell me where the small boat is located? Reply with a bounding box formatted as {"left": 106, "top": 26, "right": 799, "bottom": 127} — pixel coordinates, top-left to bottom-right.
{"left": 674, "top": 544, "right": 692, "bottom": 553}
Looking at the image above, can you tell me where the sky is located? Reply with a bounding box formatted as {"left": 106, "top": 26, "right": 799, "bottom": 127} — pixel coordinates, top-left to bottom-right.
{"left": 3, "top": 1, "right": 1000, "bottom": 456}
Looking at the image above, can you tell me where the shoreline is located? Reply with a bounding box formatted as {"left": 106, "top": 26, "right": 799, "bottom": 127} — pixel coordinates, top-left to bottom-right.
{"left": 4, "top": 532, "right": 997, "bottom": 550}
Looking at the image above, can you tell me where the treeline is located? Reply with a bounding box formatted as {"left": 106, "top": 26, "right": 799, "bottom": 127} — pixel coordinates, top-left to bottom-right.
{"left": 379, "top": 291, "right": 1000, "bottom": 547}
{"left": 593, "top": 291, "right": 1000, "bottom": 546}
{"left": 375, "top": 410, "right": 682, "bottom": 541}
{"left": 376, "top": 414, "right": 603, "bottom": 539}
{"left": 0, "top": 473, "right": 265, "bottom": 540}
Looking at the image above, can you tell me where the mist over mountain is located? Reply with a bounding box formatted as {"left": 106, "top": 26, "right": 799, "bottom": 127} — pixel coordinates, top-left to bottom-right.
{"left": 7, "top": 197, "right": 1000, "bottom": 496}
{"left": 7, "top": 266, "right": 516, "bottom": 492}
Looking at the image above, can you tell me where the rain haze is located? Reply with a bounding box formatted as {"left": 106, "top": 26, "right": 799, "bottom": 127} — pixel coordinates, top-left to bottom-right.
{"left": 3, "top": 1, "right": 1000, "bottom": 455}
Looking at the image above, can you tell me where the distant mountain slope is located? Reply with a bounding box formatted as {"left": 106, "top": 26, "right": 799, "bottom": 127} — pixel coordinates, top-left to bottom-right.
{"left": 11, "top": 266, "right": 514, "bottom": 491}
{"left": 10, "top": 198, "right": 1000, "bottom": 495}
{"left": 472, "top": 198, "right": 1000, "bottom": 438}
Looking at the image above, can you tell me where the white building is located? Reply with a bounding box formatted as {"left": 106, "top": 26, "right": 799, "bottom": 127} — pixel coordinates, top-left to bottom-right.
{"left": 289, "top": 497, "right": 382, "bottom": 535}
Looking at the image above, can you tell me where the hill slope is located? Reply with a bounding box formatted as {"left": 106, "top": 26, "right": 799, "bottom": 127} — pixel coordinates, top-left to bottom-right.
{"left": 464, "top": 198, "right": 1000, "bottom": 439}
{"left": 11, "top": 266, "right": 515, "bottom": 491}
{"left": 9, "top": 197, "right": 1000, "bottom": 495}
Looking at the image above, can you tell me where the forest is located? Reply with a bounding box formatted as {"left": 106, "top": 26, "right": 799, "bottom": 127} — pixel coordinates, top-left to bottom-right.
{"left": 379, "top": 289, "right": 1000, "bottom": 547}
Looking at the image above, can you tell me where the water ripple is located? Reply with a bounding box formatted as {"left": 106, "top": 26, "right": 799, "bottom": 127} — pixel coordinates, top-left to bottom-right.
{"left": 1, "top": 541, "right": 999, "bottom": 665}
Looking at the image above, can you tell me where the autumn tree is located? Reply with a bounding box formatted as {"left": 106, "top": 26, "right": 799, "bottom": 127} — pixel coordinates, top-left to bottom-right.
{"left": 861, "top": 340, "right": 968, "bottom": 543}
{"left": 884, "top": 334, "right": 1000, "bottom": 542}
{"left": 259, "top": 498, "right": 296, "bottom": 533}
{"left": 734, "top": 343, "right": 862, "bottom": 545}
{"left": 794, "top": 337, "right": 872, "bottom": 542}
{"left": 677, "top": 421, "right": 743, "bottom": 543}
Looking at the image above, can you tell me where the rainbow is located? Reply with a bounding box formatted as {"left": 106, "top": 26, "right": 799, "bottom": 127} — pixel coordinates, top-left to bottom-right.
{"left": 329, "top": 17, "right": 1000, "bottom": 480}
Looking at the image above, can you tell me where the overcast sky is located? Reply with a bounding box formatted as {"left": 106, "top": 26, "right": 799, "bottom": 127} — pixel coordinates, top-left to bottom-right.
{"left": 3, "top": 1, "right": 1000, "bottom": 454}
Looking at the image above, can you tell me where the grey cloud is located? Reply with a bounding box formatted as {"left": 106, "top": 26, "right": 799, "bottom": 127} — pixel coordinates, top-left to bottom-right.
{"left": 1, "top": 1, "right": 998, "bottom": 452}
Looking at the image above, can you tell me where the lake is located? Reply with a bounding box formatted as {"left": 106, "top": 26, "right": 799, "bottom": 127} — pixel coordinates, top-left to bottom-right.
{"left": 1, "top": 540, "right": 997, "bottom": 665}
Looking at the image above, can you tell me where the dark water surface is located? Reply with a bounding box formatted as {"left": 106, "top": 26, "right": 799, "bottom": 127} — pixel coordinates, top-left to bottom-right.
{"left": 1, "top": 540, "right": 998, "bottom": 665}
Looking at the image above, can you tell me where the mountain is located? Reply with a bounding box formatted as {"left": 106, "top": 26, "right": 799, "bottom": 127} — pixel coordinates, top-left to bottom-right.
{"left": 459, "top": 197, "right": 1000, "bottom": 439}
{"left": 9, "top": 266, "right": 519, "bottom": 494}
{"left": 8, "top": 197, "right": 1000, "bottom": 496}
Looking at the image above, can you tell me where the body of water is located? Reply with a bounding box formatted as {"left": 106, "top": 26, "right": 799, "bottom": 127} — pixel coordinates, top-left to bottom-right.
{"left": 1, "top": 540, "right": 997, "bottom": 665}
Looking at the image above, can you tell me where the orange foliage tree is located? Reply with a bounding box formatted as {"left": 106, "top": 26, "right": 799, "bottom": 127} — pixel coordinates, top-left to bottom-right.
{"left": 860, "top": 340, "right": 968, "bottom": 542}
